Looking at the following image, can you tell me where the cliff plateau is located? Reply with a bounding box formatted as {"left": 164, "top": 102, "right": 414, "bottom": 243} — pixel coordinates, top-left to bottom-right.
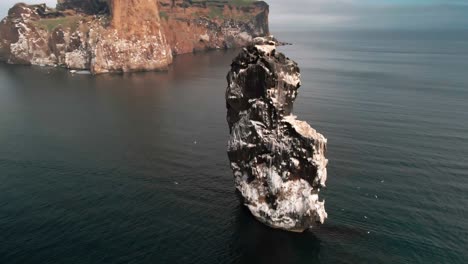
{"left": 226, "top": 38, "right": 329, "bottom": 232}
{"left": 0, "top": 0, "right": 269, "bottom": 73}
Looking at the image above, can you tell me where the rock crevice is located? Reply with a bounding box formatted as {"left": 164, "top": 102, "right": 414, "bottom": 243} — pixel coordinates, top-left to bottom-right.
{"left": 226, "top": 38, "right": 329, "bottom": 232}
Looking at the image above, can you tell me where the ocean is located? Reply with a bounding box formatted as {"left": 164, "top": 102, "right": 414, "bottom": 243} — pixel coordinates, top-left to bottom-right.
{"left": 0, "top": 30, "right": 467, "bottom": 263}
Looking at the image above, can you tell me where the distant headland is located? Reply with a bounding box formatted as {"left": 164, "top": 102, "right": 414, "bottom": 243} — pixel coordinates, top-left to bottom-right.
{"left": 0, "top": 0, "right": 269, "bottom": 74}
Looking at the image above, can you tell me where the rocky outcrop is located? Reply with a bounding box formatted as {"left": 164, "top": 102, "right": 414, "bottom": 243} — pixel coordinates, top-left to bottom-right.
{"left": 91, "top": 0, "right": 173, "bottom": 73}
{"left": 226, "top": 38, "right": 329, "bottom": 232}
{"left": 0, "top": 4, "right": 58, "bottom": 66}
{"left": 0, "top": 0, "right": 269, "bottom": 73}
{"left": 158, "top": 0, "right": 269, "bottom": 54}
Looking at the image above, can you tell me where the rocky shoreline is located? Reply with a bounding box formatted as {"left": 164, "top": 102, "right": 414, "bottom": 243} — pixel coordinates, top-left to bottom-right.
{"left": 0, "top": 0, "right": 269, "bottom": 74}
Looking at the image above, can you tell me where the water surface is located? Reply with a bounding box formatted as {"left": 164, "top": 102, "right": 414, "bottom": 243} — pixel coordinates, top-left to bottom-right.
{"left": 1, "top": 30, "right": 467, "bottom": 263}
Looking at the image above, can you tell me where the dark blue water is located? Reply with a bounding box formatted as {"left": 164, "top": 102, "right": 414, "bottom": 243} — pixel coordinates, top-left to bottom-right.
{"left": 1, "top": 30, "right": 467, "bottom": 263}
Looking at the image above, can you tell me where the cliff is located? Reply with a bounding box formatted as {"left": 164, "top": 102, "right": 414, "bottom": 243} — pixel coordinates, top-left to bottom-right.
{"left": 0, "top": 0, "right": 269, "bottom": 73}
{"left": 226, "top": 38, "right": 329, "bottom": 232}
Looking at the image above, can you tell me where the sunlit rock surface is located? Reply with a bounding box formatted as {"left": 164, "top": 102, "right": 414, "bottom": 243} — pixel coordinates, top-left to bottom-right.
{"left": 0, "top": 0, "right": 269, "bottom": 74}
{"left": 226, "top": 38, "right": 329, "bottom": 232}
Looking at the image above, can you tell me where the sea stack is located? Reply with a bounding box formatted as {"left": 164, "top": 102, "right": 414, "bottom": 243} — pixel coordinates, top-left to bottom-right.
{"left": 226, "top": 37, "right": 329, "bottom": 232}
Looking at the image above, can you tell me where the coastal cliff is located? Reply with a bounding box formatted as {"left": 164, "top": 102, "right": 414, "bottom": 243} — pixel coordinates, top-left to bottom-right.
{"left": 0, "top": 0, "right": 269, "bottom": 73}
{"left": 226, "top": 38, "right": 329, "bottom": 232}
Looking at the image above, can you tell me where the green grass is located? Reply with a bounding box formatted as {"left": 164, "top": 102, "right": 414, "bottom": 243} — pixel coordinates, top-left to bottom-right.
{"left": 159, "top": 11, "right": 169, "bottom": 21}
{"left": 230, "top": 0, "right": 256, "bottom": 6}
{"left": 34, "top": 16, "right": 82, "bottom": 32}
{"left": 208, "top": 7, "right": 224, "bottom": 19}
{"left": 191, "top": 0, "right": 256, "bottom": 7}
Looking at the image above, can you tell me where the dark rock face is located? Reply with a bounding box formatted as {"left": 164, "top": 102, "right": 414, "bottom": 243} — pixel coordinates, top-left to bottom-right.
{"left": 226, "top": 38, "right": 329, "bottom": 232}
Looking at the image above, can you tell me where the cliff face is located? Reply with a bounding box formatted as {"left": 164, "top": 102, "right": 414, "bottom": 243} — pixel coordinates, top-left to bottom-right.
{"left": 0, "top": 0, "right": 269, "bottom": 73}
{"left": 226, "top": 38, "right": 329, "bottom": 232}
{"left": 92, "top": 0, "right": 172, "bottom": 73}
{"left": 159, "top": 0, "right": 269, "bottom": 54}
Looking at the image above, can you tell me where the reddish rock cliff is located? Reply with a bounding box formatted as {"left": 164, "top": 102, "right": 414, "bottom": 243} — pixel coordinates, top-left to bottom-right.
{"left": 158, "top": 0, "right": 269, "bottom": 55}
{"left": 92, "top": 0, "right": 173, "bottom": 73}
{"left": 0, "top": 0, "right": 269, "bottom": 74}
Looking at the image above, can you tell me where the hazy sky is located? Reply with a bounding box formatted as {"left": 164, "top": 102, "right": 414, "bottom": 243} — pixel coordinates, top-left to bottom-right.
{"left": 267, "top": 0, "right": 468, "bottom": 30}
{"left": 1, "top": 0, "right": 467, "bottom": 30}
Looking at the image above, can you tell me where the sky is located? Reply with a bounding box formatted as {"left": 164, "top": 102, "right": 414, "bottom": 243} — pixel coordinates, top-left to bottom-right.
{"left": 1, "top": 0, "right": 467, "bottom": 30}
{"left": 267, "top": 0, "right": 468, "bottom": 30}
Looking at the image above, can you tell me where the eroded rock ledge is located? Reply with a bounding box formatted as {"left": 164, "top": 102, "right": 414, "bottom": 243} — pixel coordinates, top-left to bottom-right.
{"left": 226, "top": 38, "right": 329, "bottom": 232}
{"left": 0, "top": 0, "right": 269, "bottom": 73}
